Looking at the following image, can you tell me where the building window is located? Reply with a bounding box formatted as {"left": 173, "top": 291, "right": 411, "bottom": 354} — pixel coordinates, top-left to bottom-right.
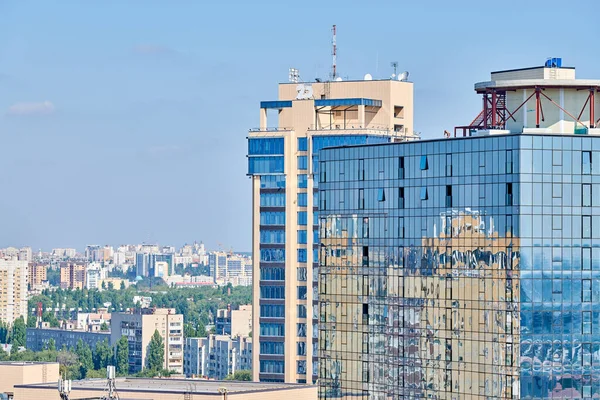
{"left": 420, "top": 155, "right": 428, "bottom": 170}
{"left": 297, "top": 286, "right": 307, "bottom": 300}
{"left": 583, "top": 279, "right": 592, "bottom": 302}
{"left": 297, "top": 342, "right": 307, "bottom": 356}
{"left": 583, "top": 151, "right": 592, "bottom": 174}
{"left": 298, "top": 156, "right": 308, "bottom": 170}
{"left": 297, "top": 267, "right": 307, "bottom": 281}
{"left": 552, "top": 149, "right": 562, "bottom": 166}
{"left": 298, "top": 230, "right": 307, "bottom": 244}
{"left": 358, "top": 159, "right": 365, "bottom": 181}
{"left": 506, "top": 150, "right": 513, "bottom": 173}
{"left": 298, "top": 305, "right": 307, "bottom": 318}
{"left": 399, "top": 217, "right": 405, "bottom": 238}
{"left": 298, "top": 137, "right": 308, "bottom": 151}
{"left": 298, "top": 249, "right": 307, "bottom": 263}
{"left": 445, "top": 154, "right": 452, "bottom": 177}
{"left": 583, "top": 247, "right": 592, "bottom": 270}
{"left": 445, "top": 185, "right": 452, "bottom": 208}
{"left": 298, "top": 193, "right": 307, "bottom": 207}
{"left": 506, "top": 183, "right": 513, "bottom": 206}
{"left": 399, "top": 157, "right": 405, "bottom": 179}
{"left": 362, "top": 217, "right": 369, "bottom": 238}
{"left": 583, "top": 184, "right": 592, "bottom": 207}
{"left": 298, "top": 212, "right": 307, "bottom": 226}
{"left": 583, "top": 216, "right": 592, "bottom": 239}
{"left": 420, "top": 187, "right": 428, "bottom": 200}
{"left": 298, "top": 174, "right": 308, "bottom": 188}
{"left": 358, "top": 189, "right": 365, "bottom": 209}
{"left": 583, "top": 311, "right": 592, "bottom": 334}
{"left": 377, "top": 188, "right": 386, "bottom": 202}
{"left": 297, "top": 323, "right": 307, "bottom": 337}
{"left": 398, "top": 187, "right": 405, "bottom": 208}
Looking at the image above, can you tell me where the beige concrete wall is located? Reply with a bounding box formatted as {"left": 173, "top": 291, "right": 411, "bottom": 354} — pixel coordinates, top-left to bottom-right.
{"left": 276, "top": 80, "right": 413, "bottom": 136}
{"left": 0, "top": 363, "right": 59, "bottom": 396}
{"left": 230, "top": 309, "right": 252, "bottom": 337}
{"left": 505, "top": 87, "right": 596, "bottom": 133}
{"left": 491, "top": 67, "right": 575, "bottom": 81}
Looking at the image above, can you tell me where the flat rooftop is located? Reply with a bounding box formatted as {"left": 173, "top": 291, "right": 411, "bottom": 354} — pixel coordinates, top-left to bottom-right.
{"left": 17, "top": 377, "right": 314, "bottom": 395}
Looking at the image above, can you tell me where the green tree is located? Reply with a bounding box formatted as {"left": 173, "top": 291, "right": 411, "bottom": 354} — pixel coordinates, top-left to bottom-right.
{"left": 75, "top": 339, "right": 93, "bottom": 378}
{"left": 224, "top": 370, "right": 252, "bottom": 381}
{"left": 94, "top": 338, "right": 112, "bottom": 370}
{"left": 10, "top": 317, "right": 26, "bottom": 348}
{"left": 47, "top": 338, "right": 56, "bottom": 351}
{"left": 146, "top": 330, "right": 164, "bottom": 371}
{"left": 100, "top": 322, "right": 109, "bottom": 331}
{"left": 0, "top": 346, "right": 9, "bottom": 361}
{"left": 0, "top": 320, "right": 9, "bottom": 343}
{"left": 120, "top": 281, "right": 126, "bottom": 290}
{"left": 26, "top": 316, "right": 37, "bottom": 328}
{"left": 115, "top": 336, "right": 129, "bottom": 375}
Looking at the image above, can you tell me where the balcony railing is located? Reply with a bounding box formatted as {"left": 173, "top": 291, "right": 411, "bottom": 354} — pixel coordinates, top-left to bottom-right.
{"left": 249, "top": 127, "right": 293, "bottom": 133}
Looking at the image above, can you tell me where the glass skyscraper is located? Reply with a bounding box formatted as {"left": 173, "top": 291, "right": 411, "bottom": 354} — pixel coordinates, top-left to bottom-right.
{"left": 318, "top": 133, "right": 600, "bottom": 399}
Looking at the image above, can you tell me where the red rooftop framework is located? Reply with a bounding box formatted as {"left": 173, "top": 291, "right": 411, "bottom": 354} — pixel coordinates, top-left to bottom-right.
{"left": 455, "top": 84, "right": 600, "bottom": 137}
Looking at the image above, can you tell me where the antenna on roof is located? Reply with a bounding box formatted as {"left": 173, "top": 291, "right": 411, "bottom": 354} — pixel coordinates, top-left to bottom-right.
{"left": 391, "top": 61, "right": 398, "bottom": 79}
{"left": 331, "top": 25, "right": 337, "bottom": 80}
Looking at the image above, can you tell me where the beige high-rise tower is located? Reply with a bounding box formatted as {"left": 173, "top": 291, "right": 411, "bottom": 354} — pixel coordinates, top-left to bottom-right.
{"left": 247, "top": 75, "right": 414, "bottom": 382}
{"left": 0, "top": 257, "right": 28, "bottom": 324}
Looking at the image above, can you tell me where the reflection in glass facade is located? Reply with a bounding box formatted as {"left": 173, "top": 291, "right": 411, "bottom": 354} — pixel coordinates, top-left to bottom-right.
{"left": 318, "top": 134, "right": 600, "bottom": 399}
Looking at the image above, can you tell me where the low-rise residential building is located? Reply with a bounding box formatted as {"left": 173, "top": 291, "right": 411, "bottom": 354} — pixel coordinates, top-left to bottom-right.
{"left": 26, "top": 328, "right": 112, "bottom": 351}
{"left": 215, "top": 305, "right": 252, "bottom": 337}
{"left": 110, "top": 308, "right": 183, "bottom": 374}
{"left": 184, "top": 335, "right": 252, "bottom": 380}
{"left": 76, "top": 310, "right": 111, "bottom": 331}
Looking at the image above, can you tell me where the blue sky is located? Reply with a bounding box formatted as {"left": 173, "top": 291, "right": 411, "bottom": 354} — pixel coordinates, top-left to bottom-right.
{"left": 0, "top": 0, "right": 597, "bottom": 252}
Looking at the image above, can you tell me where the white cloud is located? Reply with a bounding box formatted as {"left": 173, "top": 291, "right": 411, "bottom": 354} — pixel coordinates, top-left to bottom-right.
{"left": 7, "top": 101, "right": 55, "bottom": 116}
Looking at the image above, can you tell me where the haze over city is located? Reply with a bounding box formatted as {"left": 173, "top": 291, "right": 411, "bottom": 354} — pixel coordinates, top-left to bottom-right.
{"left": 0, "top": 0, "right": 597, "bottom": 252}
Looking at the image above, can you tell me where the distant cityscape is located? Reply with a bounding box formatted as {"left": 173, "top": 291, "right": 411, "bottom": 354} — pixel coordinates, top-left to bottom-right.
{"left": 1, "top": 241, "right": 252, "bottom": 296}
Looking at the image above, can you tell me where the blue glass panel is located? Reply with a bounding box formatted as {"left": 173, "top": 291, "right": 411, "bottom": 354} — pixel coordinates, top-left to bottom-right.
{"left": 298, "top": 156, "right": 308, "bottom": 170}
{"left": 248, "top": 156, "right": 284, "bottom": 174}
{"left": 298, "top": 212, "right": 307, "bottom": 225}
{"left": 298, "top": 193, "right": 307, "bottom": 207}
{"left": 298, "top": 137, "right": 308, "bottom": 151}
{"left": 298, "top": 174, "right": 308, "bottom": 188}
{"left": 248, "top": 138, "right": 284, "bottom": 155}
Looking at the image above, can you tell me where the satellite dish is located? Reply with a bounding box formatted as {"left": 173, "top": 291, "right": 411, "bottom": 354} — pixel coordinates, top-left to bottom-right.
{"left": 363, "top": 73, "right": 373, "bottom": 81}
{"left": 335, "top": 77, "right": 343, "bottom": 82}
{"left": 398, "top": 71, "right": 409, "bottom": 81}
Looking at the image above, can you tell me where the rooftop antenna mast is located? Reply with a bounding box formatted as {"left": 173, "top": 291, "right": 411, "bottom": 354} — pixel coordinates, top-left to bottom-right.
{"left": 331, "top": 24, "right": 337, "bottom": 80}
{"left": 391, "top": 62, "right": 398, "bottom": 78}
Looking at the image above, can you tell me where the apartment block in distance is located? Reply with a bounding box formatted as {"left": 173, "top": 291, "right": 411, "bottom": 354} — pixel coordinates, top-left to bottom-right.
{"left": 248, "top": 70, "right": 414, "bottom": 383}
{"left": 60, "top": 262, "right": 86, "bottom": 290}
{"left": 111, "top": 308, "right": 183, "bottom": 374}
{"left": 0, "top": 257, "right": 28, "bottom": 324}
{"left": 318, "top": 60, "right": 600, "bottom": 399}
{"left": 28, "top": 263, "right": 47, "bottom": 289}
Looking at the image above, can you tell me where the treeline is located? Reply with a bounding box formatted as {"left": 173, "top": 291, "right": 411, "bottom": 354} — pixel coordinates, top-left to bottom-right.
{"left": 28, "top": 283, "right": 252, "bottom": 339}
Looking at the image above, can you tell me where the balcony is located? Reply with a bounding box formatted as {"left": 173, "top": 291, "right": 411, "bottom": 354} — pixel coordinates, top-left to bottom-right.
{"left": 308, "top": 124, "right": 390, "bottom": 136}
